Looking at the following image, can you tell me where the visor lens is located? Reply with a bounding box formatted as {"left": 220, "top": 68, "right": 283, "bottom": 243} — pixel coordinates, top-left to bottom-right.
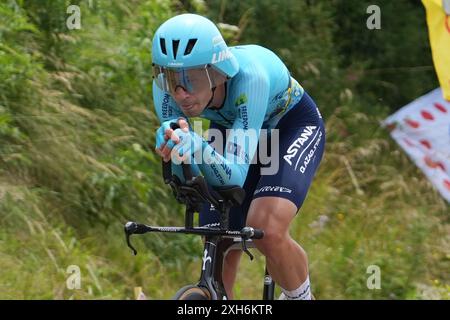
{"left": 153, "top": 65, "right": 227, "bottom": 94}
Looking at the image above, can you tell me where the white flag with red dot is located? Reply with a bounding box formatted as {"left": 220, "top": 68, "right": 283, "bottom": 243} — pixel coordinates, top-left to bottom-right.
{"left": 383, "top": 87, "right": 450, "bottom": 202}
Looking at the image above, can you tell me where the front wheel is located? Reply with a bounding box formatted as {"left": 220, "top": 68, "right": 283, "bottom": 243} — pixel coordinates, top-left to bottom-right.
{"left": 172, "top": 285, "right": 211, "bottom": 300}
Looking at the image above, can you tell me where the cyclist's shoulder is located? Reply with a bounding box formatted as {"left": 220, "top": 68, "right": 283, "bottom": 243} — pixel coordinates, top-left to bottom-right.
{"left": 230, "top": 44, "right": 281, "bottom": 70}
{"left": 230, "top": 44, "right": 278, "bottom": 57}
{"left": 230, "top": 45, "right": 288, "bottom": 85}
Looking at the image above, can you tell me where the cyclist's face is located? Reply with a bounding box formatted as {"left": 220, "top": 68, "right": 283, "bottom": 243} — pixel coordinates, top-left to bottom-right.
{"left": 171, "top": 85, "right": 212, "bottom": 117}
{"left": 153, "top": 65, "right": 227, "bottom": 117}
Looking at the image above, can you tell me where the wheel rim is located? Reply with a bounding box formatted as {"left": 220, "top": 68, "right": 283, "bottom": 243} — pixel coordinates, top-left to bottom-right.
{"left": 178, "top": 287, "right": 211, "bottom": 300}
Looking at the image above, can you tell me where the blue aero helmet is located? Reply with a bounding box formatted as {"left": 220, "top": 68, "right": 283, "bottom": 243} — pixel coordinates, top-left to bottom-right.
{"left": 152, "top": 14, "right": 239, "bottom": 95}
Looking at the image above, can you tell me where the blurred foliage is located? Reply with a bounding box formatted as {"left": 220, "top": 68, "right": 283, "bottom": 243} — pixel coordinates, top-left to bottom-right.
{"left": 0, "top": 0, "right": 448, "bottom": 299}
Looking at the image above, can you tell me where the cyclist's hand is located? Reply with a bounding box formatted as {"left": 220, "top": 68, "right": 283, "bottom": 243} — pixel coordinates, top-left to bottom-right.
{"left": 155, "top": 118, "right": 189, "bottom": 162}
{"left": 155, "top": 120, "right": 171, "bottom": 151}
{"left": 171, "top": 129, "right": 203, "bottom": 162}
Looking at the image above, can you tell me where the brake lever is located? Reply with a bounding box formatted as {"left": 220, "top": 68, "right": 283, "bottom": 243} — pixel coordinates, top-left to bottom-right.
{"left": 241, "top": 238, "right": 254, "bottom": 261}
{"left": 124, "top": 222, "right": 138, "bottom": 255}
{"left": 126, "top": 234, "right": 138, "bottom": 256}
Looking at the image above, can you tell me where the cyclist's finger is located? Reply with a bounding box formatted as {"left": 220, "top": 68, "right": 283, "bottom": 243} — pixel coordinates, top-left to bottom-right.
{"left": 155, "top": 141, "right": 168, "bottom": 158}
{"left": 164, "top": 132, "right": 170, "bottom": 141}
{"left": 178, "top": 118, "right": 189, "bottom": 132}
{"left": 155, "top": 126, "right": 168, "bottom": 149}
{"left": 159, "top": 145, "right": 171, "bottom": 162}
{"left": 163, "top": 152, "right": 171, "bottom": 162}
{"left": 164, "top": 128, "right": 174, "bottom": 140}
{"left": 161, "top": 146, "right": 171, "bottom": 161}
{"left": 161, "top": 132, "right": 180, "bottom": 157}
{"left": 164, "top": 138, "right": 181, "bottom": 162}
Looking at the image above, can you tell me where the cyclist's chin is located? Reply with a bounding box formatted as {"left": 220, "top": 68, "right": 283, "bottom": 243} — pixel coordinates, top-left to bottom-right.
{"left": 181, "top": 104, "right": 203, "bottom": 117}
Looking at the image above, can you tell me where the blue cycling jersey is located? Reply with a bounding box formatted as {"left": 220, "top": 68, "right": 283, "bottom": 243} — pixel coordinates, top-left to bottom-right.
{"left": 153, "top": 45, "right": 306, "bottom": 187}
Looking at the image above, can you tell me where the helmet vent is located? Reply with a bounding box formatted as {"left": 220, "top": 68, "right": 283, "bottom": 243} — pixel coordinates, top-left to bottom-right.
{"left": 160, "top": 38, "right": 167, "bottom": 55}
{"left": 184, "top": 39, "right": 197, "bottom": 55}
{"left": 172, "top": 39, "right": 180, "bottom": 59}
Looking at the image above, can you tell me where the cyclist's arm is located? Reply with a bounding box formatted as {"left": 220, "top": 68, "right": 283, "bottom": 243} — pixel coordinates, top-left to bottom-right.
{"left": 196, "top": 74, "right": 269, "bottom": 187}
{"left": 153, "top": 82, "right": 201, "bottom": 181}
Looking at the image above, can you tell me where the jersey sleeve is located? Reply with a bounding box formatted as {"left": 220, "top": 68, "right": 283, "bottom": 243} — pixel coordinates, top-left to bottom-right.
{"left": 152, "top": 81, "right": 184, "bottom": 123}
{"left": 197, "top": 68, "right": 270, "bottom": 187}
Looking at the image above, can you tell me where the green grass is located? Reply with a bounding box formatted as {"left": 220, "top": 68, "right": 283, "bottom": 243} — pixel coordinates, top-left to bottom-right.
{"left": 0, "top": 0, "right": 448, "bottom": 300}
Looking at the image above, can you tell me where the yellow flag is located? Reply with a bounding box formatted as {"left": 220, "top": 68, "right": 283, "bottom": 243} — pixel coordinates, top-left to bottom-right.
{"left": 422, "top": 0, "right": 450, "bottom": 101}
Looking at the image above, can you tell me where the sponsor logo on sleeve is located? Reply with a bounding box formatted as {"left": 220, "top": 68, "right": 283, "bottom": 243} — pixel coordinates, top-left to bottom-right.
{"left": 235, "top": 94, "right": 249, "bottom": 130}
{"left": 161, "top": 93, "right": 172, "bottom": 118}
{"left": 235, "top": 94, "right": 248, "bottom": 107}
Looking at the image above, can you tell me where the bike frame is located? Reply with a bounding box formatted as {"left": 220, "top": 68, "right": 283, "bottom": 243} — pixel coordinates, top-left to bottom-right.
{"left": 124, "top": 148, "right": 275, "bottom": 300}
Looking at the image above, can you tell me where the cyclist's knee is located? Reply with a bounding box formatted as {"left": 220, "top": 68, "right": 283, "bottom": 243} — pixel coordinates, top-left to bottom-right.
{"left": 257, "top": 231, "right": 287, "bottom": 256}
{"left": 246, "top": 197, "right": 298, "bottom": 254}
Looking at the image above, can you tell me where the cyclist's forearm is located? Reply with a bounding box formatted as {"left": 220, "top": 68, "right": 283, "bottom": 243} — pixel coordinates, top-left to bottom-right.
{"left": 168, "top": 129, "right": 248, "bottom": 186}
{"left": 197, "top": 143, "right": 247, "bottom": 187}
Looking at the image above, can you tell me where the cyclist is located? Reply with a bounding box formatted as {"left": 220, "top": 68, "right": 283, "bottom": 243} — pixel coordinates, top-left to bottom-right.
{"left": 152, "top": 13, "right": 325, "bottom": 300}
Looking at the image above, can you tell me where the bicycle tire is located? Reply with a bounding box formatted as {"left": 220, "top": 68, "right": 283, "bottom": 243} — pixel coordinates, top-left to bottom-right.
{"left": 172, "top": 285, "right": 211, "bottom": 300}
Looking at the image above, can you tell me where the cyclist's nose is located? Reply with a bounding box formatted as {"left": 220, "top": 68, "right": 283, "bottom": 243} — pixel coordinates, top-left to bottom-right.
{"left": 173, "top": 86, "right": 191, "bottom": 100}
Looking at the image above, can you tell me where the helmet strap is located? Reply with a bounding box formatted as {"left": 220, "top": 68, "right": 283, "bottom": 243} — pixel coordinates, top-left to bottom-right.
{"left": 205, "top": 87, "right": 217, "bottom": 109}
{"left": 205, "top": 82, "right": 227, "bottom": 110}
